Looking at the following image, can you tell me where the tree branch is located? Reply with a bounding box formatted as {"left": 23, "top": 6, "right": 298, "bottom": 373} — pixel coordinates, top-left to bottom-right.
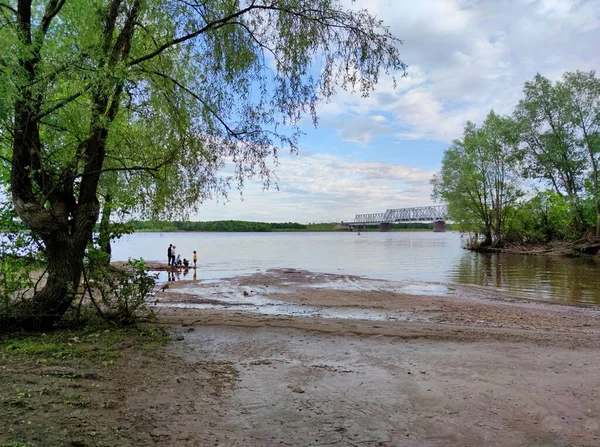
{"left": 127, "top": 3, "right": 257, "bottom": 67}
{"left": 74, "top": 163, "right": 168, "bottom": 178}
{"left": 40, "top": 0, "right": 66, "bottom": 35}
{"left": 35, "top": 89, "right": 88, "bottom": 120}
{"left": 143, "top": 68, "right": 247, "bottom": 140}
{"left": 0, "top": 2, "right": 18, "bottom": 16}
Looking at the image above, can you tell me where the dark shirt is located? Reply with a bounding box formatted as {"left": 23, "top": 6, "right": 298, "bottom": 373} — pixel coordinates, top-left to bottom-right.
{"left": 168, "top": 247, "right": 172, "bottom": 257}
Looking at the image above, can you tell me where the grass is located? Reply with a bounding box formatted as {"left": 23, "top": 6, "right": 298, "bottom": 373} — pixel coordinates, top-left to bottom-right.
{"left": 0, "top": 326, "right": 169, "bottom": 365}
{"left": 0, "top": 324, "right": 171, "bottom": 447}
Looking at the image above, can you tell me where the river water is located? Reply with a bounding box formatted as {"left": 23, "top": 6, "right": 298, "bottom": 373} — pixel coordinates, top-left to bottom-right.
{"left": 111, "top": 231, "right": 600, "bottom": 306}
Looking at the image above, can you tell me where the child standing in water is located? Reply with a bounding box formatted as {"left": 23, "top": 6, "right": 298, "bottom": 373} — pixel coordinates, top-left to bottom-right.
{"left": 193, "top": 250, "right": 197, "bottom": 268}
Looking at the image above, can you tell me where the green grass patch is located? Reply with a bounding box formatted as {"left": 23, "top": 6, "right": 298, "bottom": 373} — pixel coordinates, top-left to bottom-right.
{"left": 0, "top": 326, "right": 169, "bottom": 364}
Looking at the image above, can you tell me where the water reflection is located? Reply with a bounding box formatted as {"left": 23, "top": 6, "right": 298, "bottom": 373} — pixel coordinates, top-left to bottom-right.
{"left": 454, "top": 252, "right": 600, "bottom": 304}
{"left": 160, "top": 268, "right": 198, "bottom": 282}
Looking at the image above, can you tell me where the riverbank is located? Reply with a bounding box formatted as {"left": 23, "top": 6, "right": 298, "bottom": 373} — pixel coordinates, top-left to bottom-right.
{"left": 472, "top": 238, "right": 600, "bottom": 257}
{"left": 2, "top": 269, "right": 600, "bottom": 446}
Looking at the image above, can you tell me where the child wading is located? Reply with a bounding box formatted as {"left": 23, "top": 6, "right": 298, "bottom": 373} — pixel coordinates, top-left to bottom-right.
{"left": 193, "top": 250, "right": 197, "bottom": 268}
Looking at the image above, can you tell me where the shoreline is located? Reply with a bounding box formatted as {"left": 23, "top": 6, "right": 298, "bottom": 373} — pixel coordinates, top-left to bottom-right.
{"left": 469, "top": 238, "right": 600, "bottom": 257}
{"left": 150, "top": 270, "right": 600, "bottom": 445}
{"left": 2, "top": 269, "right": 600, "bottom": 446}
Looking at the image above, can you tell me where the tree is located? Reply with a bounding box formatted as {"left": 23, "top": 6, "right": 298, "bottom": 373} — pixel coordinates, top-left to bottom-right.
{"left": 0, "top": 0, "right": 405, "bottom": 329}
{"left": 515, "top": 74, "right": 588, "bottom": 232}
{"left": 431, "top": 112, "right": 522, "bottom": 247}
{"left": 480, "top": 111, "right": 523, "bottom": 242}
{"left": 561, "top": 71, "right": 600, "bottom": 236}
{"left": 432, "top": 122, "right": 494, "bottom": 246}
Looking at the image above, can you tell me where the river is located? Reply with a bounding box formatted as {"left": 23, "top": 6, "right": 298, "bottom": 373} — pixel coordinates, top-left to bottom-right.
{"left": 111, "top": 231, "right": 600, "bottom": 305}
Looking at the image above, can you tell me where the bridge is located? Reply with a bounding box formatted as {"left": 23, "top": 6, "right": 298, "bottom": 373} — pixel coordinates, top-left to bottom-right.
{"left": 345, "top": 205, "right": 448, "bottom": 232}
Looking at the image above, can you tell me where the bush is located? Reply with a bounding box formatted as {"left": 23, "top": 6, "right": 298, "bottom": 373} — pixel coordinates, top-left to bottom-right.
{"left": 0, "top": 202, "right": 43, "bottom": 321}
{"left": 83, "top": 251, "right": 158, "bottom": 326}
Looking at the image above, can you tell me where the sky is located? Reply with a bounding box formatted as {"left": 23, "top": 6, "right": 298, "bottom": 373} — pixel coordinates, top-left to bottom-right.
{"left": 193, "top": 0, "right": 600, "bottom": 224}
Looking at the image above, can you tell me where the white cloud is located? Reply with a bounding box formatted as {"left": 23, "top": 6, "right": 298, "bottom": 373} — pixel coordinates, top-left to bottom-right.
{"left": 192, "top": 152, "right": 436, "bottom": 222}
{"left": 318, "top": 0, "right": 600, "bottom": 142}
{"left": 194, "top": 1, "right": 600, "bottom": 222}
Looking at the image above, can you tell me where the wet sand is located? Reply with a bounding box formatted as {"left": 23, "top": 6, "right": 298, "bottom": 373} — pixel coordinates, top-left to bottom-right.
{"left": 150, "top": 269, "right": 600, "bottom": 446}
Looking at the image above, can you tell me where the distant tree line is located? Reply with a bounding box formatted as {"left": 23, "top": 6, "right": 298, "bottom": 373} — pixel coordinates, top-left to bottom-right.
{"left": 432, "top": 71, "right": 600, "bottom": 248}
{"left": 130, "top": 220, "right": 311, "bottom": 232}
{"left": 127, "top": 220, "right": 438, "bottom": 232}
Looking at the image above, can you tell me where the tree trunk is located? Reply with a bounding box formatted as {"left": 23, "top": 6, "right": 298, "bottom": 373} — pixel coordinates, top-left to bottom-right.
{"left": 481, "top": 230, "right": 493, "bottom": 247}
{"left": 98, "top": 194, "right": 113, "bottom": 260}
{"left": 6, "top": 199, "right": 99, "bottom": 330}
{"left": 30, "top": 238, "right": 85, "bottom": 329}
{"left": 596, "top": 201, "right": 600, "bottom": 238}
{"left": 4, "top": 232, "right": 87, "bottom": 331}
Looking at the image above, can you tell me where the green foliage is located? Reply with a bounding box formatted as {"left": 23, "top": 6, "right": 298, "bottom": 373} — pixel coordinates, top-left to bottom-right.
{"left": 1, "top": 0, "right": 404, "bottom": 328}
{"left": 1, "top": 0, "right": 405, "bottom": 220}
{"left": 83, "top": 254, "right": 157, "bottom": 326}
{"left": 432, "top": 111, "right": 522, "bottom": 246}
{"left": 434, "top": 70, "right": 600, "bottom": 246}
{"left": 516, "top": 71, "right": 600, "bottom": 234}
{"left": 0, "top": 201, "right": 43, "bottom": 319}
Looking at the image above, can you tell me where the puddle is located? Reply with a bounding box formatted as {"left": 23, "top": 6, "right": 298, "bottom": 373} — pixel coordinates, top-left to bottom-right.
{"left": 397, "top": 284, "right": 449, "bottom": 295}
{"left": 155, "top": 301, "right": 417, "bottom": 322}
{"left": 305, "top": 279, "right": 451, "bottom": 296}
{"left": 154, "top": 270, "right": 442, "bottom": 322}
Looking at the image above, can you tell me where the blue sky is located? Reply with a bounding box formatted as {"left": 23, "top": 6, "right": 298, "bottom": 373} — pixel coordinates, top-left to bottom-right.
{"left": 193, "top": 0, "right": 600, "bottom": 223}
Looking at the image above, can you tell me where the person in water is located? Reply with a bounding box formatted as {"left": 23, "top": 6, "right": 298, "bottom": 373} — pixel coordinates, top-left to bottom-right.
{"left": 193, "top": 250, "right": 197, "bottom": 268}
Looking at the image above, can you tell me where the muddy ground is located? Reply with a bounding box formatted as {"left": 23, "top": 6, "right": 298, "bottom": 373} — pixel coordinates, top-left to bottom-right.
{"left": 2, "top": 269, "right": 600, "bottom": 446}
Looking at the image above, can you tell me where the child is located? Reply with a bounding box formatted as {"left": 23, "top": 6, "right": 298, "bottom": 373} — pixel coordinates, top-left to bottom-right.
{"left": 193, "top": 250, "right": 197, "bottom": 268}
{"left": 176, "top": 254, "right": 182, "bottom": 266}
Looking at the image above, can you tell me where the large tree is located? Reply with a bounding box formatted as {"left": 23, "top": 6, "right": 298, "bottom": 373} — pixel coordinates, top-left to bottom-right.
{"left": 561, "top": 71, "right": 600, "bottom": 236}
{"left": 515, "top": 73, "right": 588, "bottom": 232}
{"left": 0, "top": 0, "right": 405, "bottom": 329}
{"left": 432, "top": 112, "right": 522, "bottom": 247}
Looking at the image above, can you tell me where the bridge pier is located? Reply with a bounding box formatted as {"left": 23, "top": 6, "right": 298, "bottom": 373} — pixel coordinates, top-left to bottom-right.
{"left": 433, "top": 220, "right": 446, "bottom": 232}
{"left": 380, "top": 222, "right": 391, "bottom": 232}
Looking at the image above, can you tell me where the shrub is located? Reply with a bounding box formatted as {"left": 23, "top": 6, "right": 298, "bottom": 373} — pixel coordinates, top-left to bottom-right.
{"left": 83, "top": 251, "right": 158, "bottom": 326}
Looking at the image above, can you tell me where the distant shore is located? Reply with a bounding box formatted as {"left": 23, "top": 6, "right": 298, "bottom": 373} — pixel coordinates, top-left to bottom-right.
{"left": 125, "top": 219, "right": 444, "bottom": 233}
{"left": 129, "top": 228, "right": 434, "bottom": 233}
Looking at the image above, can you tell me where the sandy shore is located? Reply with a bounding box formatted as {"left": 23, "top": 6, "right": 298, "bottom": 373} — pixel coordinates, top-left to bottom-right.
{"left": 148, "top": 269, "right": 600, "bottom": 446}
{"left": 3, "top": 268, "right": 599, "bottom": 446}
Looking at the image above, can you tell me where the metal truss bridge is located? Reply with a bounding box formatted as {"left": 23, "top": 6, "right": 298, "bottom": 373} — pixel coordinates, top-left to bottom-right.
{"left": 346, "top": 205, "right": 448, "bottom": 231}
